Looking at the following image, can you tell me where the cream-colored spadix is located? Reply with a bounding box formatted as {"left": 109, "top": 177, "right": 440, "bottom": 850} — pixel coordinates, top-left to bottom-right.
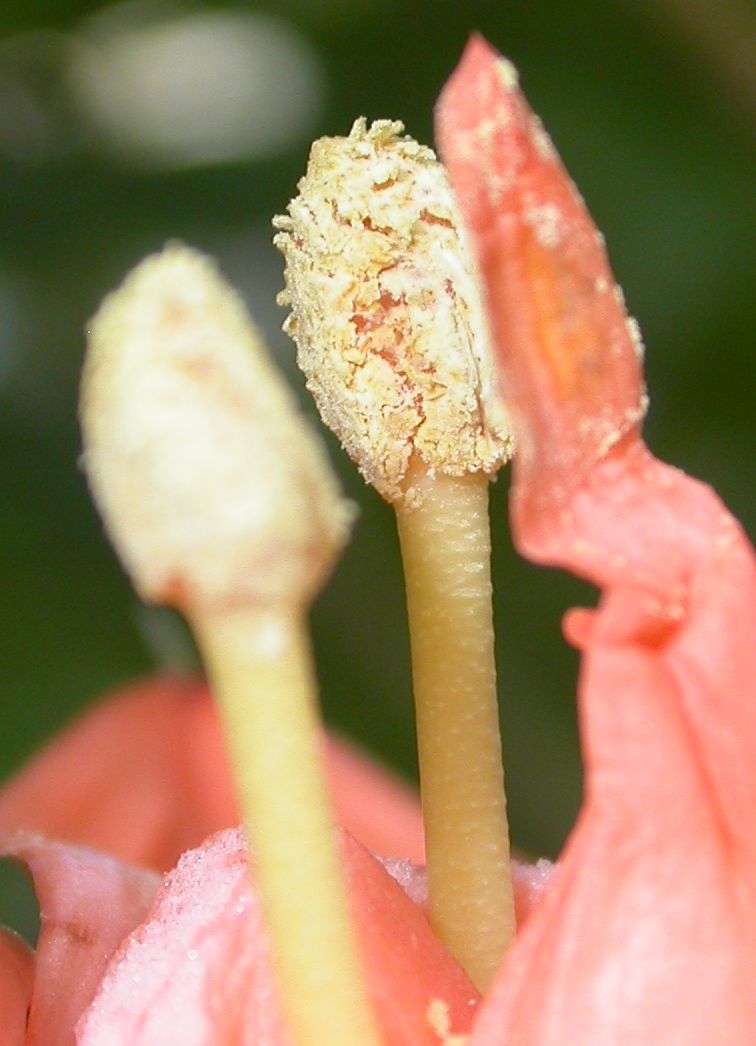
{"left": 81, "top": 244, "right": 352, "bottom": 612}
{"left": 275, "top": 118, "right": 514, "bottom": 506}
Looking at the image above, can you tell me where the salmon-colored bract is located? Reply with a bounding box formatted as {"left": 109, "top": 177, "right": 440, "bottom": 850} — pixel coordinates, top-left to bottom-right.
{"left": 437, "top": 35, "right": 756, "bottom": 1044}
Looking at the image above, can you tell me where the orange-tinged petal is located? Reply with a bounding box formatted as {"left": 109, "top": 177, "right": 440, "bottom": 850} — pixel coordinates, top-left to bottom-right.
{"left": 435, "top": 35, "right": 646, "bottom": 555}
{"left": 324, "top": 734, "right": 424, "bottom": 863}
{"left": 78, "top": 827, "right": 479, "bottom": 1045}
{"left": 0, "top": 929, "right": 33, "bottom": 1046}
{"left": 0, "top": 678, "right": 235, "bottom": 872}
{"left": 0, "top": 678, "right": 424, "bottom": 872}
{"left": 0, "top": 833, "right": 159, "bottom": 1046}
{"left": 438, "top": 35, "right": 756, "bottom": 1044}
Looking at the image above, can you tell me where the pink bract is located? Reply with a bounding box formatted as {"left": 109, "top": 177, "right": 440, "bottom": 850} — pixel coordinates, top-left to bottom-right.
{"left": 437, "top": 35, "right": 756, "bottom": 1044}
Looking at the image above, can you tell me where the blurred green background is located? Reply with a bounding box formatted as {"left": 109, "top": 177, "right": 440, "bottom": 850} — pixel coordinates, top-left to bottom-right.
{"left": 0, "top": 0, "right": 753, "bottom": 894}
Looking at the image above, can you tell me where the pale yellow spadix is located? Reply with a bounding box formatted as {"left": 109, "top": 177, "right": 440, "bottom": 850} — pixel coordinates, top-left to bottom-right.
{"left": 80, "top": 244, "right": 380, "bottom": 1046}
{"left": 81, "top": 244, "right": 351, "bottom": 611}
{"left": 276, "top": 122, "right": 517, "bottom": 990}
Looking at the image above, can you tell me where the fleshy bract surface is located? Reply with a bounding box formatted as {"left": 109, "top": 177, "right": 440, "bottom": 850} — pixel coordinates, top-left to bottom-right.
{"left": 438, "top": 35, "right": 756, "bottom": 1045}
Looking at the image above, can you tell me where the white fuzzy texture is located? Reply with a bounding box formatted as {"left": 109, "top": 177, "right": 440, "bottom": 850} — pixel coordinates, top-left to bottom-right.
{"left": 81, "top": 245, "right": 353, "bottom": 611}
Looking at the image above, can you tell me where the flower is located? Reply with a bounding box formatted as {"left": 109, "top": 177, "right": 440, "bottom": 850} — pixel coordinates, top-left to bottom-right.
{"left": 2, "top": 32, "right": 755, "bottom": 1046}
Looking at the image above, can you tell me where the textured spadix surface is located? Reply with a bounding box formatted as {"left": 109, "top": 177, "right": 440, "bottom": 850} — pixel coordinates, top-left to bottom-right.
{"left": 81, "top": 245, "right": 353, "bottom": 611}
{"left": 275, "top": 118, "right": 513, "bottom": 504}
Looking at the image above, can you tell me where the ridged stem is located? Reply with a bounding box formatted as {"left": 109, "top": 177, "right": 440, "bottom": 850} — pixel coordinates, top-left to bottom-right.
{"left": 395, "top": 467, "right": 515, "bottom": 990}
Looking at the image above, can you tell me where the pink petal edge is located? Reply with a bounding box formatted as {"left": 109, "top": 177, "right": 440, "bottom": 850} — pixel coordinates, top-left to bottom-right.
{"left": 0, "top": 833, "right": 159, "bottom": 1046}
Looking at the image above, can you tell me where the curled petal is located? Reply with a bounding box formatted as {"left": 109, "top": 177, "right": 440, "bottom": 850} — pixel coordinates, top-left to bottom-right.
{"left": 438, "top": 35, "right": 756, "bottom": 1044}
{"left": 0, "top": 834, "right": 159, "bottom": 1046}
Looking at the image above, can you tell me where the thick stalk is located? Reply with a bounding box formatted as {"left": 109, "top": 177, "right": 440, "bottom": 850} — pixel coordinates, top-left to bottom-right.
{"left": 190, "top": 605, "right": 381, "bottom": 1046}
{"left": 395, "top": 467, "right": 515, "bottom": 991}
